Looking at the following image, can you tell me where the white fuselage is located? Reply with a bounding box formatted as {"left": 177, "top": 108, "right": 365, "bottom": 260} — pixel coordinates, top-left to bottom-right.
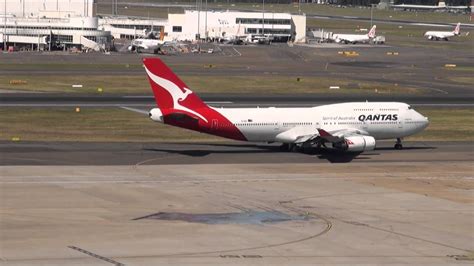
{"left": 213, "top": 102, "right": 428, "bottom": 142}
{"left": 130, "top": 39, "right": 166, "bottom": 50}
{"left": 424, "top": 31, "right": 456, "bottom": 39}
{"left": 332, "top": 34, "right": 370, "bottom": 44}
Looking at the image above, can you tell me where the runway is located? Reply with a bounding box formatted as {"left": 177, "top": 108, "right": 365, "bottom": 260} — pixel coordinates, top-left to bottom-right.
{"left": 2, "top": 93, "right": 474, "bottom": 108}
{"left": 1, "top": 141, "right": 472, "bottom": 165}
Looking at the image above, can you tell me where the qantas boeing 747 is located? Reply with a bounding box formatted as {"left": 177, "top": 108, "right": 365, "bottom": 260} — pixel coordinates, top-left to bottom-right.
{"left": 142, "top": 58, "right": 429, "bottom": 153}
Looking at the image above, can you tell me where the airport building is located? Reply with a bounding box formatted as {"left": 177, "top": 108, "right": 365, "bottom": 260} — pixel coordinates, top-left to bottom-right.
{"left": 1, "top": 0, "right": 307, "bottom": 52}
{"left": 0, "top": 0, "right": 110, "bottom": 51}
{"left": 101, "top": 10, "right": 306, "bottom": 43}
{"left": 99, "top": 17, "right": 167, "bottom": 40}
{"left": 164, "top": 10, "right": 306, "bottom": 42}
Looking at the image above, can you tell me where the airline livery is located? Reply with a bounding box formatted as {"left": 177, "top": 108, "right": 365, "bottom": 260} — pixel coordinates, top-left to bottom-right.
{"left": 331, "top": 25, "right": 376, "bottom": 44}
{"left": 144, "top": 58, "right": 429, "bottom": 153}
{"left": 424, "top": 22, "right": 461, "bottom": 41}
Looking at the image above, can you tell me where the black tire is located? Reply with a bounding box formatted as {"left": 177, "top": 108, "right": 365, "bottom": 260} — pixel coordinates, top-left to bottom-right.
{"left": 394, "top": 143, "right": 403, "bottom": 150}
{"left": 279, "top": 143, "right": 290, "bottom": 152}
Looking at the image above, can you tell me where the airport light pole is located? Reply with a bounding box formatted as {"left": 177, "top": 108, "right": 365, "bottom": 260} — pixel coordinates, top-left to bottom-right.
{"left": 262, "top": 0, "right": 265, "bottom": 36}
{"left": 3, "top": 0, "right": 6, "bottom": 51}
{"left": 370, "top": 4, "right": 375, "bottom": 28}
{"left": 197, "top": 0, "right": 201, "bottom": 39}
{"left": 205, "top": 0, "right": 207, "bottom": 41}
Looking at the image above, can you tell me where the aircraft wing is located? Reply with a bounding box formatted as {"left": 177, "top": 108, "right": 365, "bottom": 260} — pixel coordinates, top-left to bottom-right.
{"left": 317, "top": 128, "right": 369, "bottom": 143}
{"left": 277, "top": 126, "right": 369, "bottom": 144}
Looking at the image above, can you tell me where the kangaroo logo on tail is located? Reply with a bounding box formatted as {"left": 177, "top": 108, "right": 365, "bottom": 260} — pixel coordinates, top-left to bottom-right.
{"left": 144, "top": 66, "right": 208, "bottom": 123}
{"left": 367, "top": 25, "right": 376, "bottom": 38}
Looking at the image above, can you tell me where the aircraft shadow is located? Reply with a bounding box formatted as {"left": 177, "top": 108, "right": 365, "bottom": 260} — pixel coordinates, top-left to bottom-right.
{"left": 143, "top": 147, "right": 280, "bottom": 157}
{"left": 374, "top": 146, "right": 436, "bottom": 151}
{"left": 144, "top": 144, "right": 368, "bottom": 163}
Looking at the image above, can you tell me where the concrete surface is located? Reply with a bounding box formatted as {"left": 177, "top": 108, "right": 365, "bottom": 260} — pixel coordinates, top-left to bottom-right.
{"left": 1, "top": 141, "right": 473, "bottom": 165}
{"left": 0, "top": 162, "right": 473, "bottom": 265}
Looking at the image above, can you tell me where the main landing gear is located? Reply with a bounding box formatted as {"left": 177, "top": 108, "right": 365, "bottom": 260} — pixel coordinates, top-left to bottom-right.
{"left": 280, "top": 143, "right": 299, "bottom": 152}
{"left": 394, "top": 138, "right": 403, "bottom": 150}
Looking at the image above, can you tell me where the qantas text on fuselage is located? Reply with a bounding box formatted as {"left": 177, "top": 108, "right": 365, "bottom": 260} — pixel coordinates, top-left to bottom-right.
{"left": 144, "top": 58, "right": 429, "bottom": 152}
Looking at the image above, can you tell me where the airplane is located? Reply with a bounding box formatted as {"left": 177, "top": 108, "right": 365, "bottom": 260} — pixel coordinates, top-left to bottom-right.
{"left": 142, "top": 58, "right": 429, "bottom": 153}
{"left": 128, "top": 30, "right": 168, "bottom": 53}
{"left": 424, "top": 22, "right": 461, "bottom": 41}
{"left": 391, "top": 1, "right": 470, "bottom": 12}
{"left": 331, "top": 25, "right": 376, "bottom": 44}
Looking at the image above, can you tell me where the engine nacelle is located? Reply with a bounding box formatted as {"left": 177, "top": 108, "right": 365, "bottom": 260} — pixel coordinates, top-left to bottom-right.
{"left": 149, "top": 108, "right": 163, "bottom": 123}
{"left": 333, "top": 136, "right": 376, "bottom": 152}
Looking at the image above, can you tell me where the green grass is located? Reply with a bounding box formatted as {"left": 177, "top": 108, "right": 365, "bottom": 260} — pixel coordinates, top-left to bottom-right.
{"left": 407, "top": 108, "right": 474, "bottom": 141}
{"left": 0, "top": 73, "right": 421, "bottom": 95}
{"left": 1, "top": 107, "right": 472, "bottom": 142}
{"left": 0, "top": 107, "right": 219, "bottom": 142}
{"left": 98, "top": 1, "right": 471, "bottom": 24}
{"left": 446, "top": 76, "right": 474, "bottom": 85}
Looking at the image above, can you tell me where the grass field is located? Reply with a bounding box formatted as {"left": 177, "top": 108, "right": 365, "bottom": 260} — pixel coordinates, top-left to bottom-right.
{"left": 1, "top": 107, "right": 472, "bottom": 142}
{"left": 0, "top": 74, "right": 421, "bottom": 95}
{"left": 97, "top": 1, "right": 471, "bottom": 24}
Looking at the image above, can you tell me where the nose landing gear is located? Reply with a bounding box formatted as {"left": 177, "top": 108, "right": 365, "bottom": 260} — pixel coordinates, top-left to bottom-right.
{"left": 394, "top": 138, "right": 403, "bottom": 150}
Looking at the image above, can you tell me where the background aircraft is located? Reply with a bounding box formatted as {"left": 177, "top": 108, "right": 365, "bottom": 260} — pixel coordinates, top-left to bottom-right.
{"left": 331, "top": 25, "right": 376, "bottom": 44}
{"left": 424, "top": 22, "right": 461, "bottom": 41}
{"left": 128, "top": 30, "right": 167, "bottom": 53}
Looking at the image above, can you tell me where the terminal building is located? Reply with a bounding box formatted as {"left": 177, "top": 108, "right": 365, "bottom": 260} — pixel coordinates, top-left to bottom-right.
{"left": 1, "top": 0, "right": 307, "bottom": 52}
{"left": 0, "top": 0, "right": 111, "bottom": 51}
{"left": 101, "top": 10, "right": 306, "bottom": 43}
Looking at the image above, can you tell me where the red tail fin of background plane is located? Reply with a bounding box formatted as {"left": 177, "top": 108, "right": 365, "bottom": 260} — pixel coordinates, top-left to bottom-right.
{"left": 454, "top": 22, "right": 461, "bottom": 35}
{"left": 367, "top": 25, "right": 376, "bottom": 38}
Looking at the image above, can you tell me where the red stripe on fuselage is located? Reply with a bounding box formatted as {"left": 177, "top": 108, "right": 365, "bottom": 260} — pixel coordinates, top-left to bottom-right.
{"left": 163, "top": 107, "right": 247, "bottom": 141}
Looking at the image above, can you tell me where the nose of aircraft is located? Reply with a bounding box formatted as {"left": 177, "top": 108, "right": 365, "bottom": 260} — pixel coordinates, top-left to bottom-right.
{"left": 416, "top": 110, "right": 429, "bottom": 130}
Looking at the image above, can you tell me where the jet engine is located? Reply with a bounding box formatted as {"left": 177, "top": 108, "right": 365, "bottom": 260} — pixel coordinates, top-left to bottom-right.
{"left": 332, "top": 136, "right": 376, "bottom": 152}
{"left": 149, "top": 108, "right": 163, "bottom": 123}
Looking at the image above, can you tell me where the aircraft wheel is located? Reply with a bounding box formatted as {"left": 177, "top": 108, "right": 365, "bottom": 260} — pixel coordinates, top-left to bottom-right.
{"left": 290, "top": 144, "right": 299, "bottom": 152}
{"left": 394, "top": 138, "right": 403, "bottom": 150}
{"left": 280, "top": 143, "right": 290, "bottom": 151}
